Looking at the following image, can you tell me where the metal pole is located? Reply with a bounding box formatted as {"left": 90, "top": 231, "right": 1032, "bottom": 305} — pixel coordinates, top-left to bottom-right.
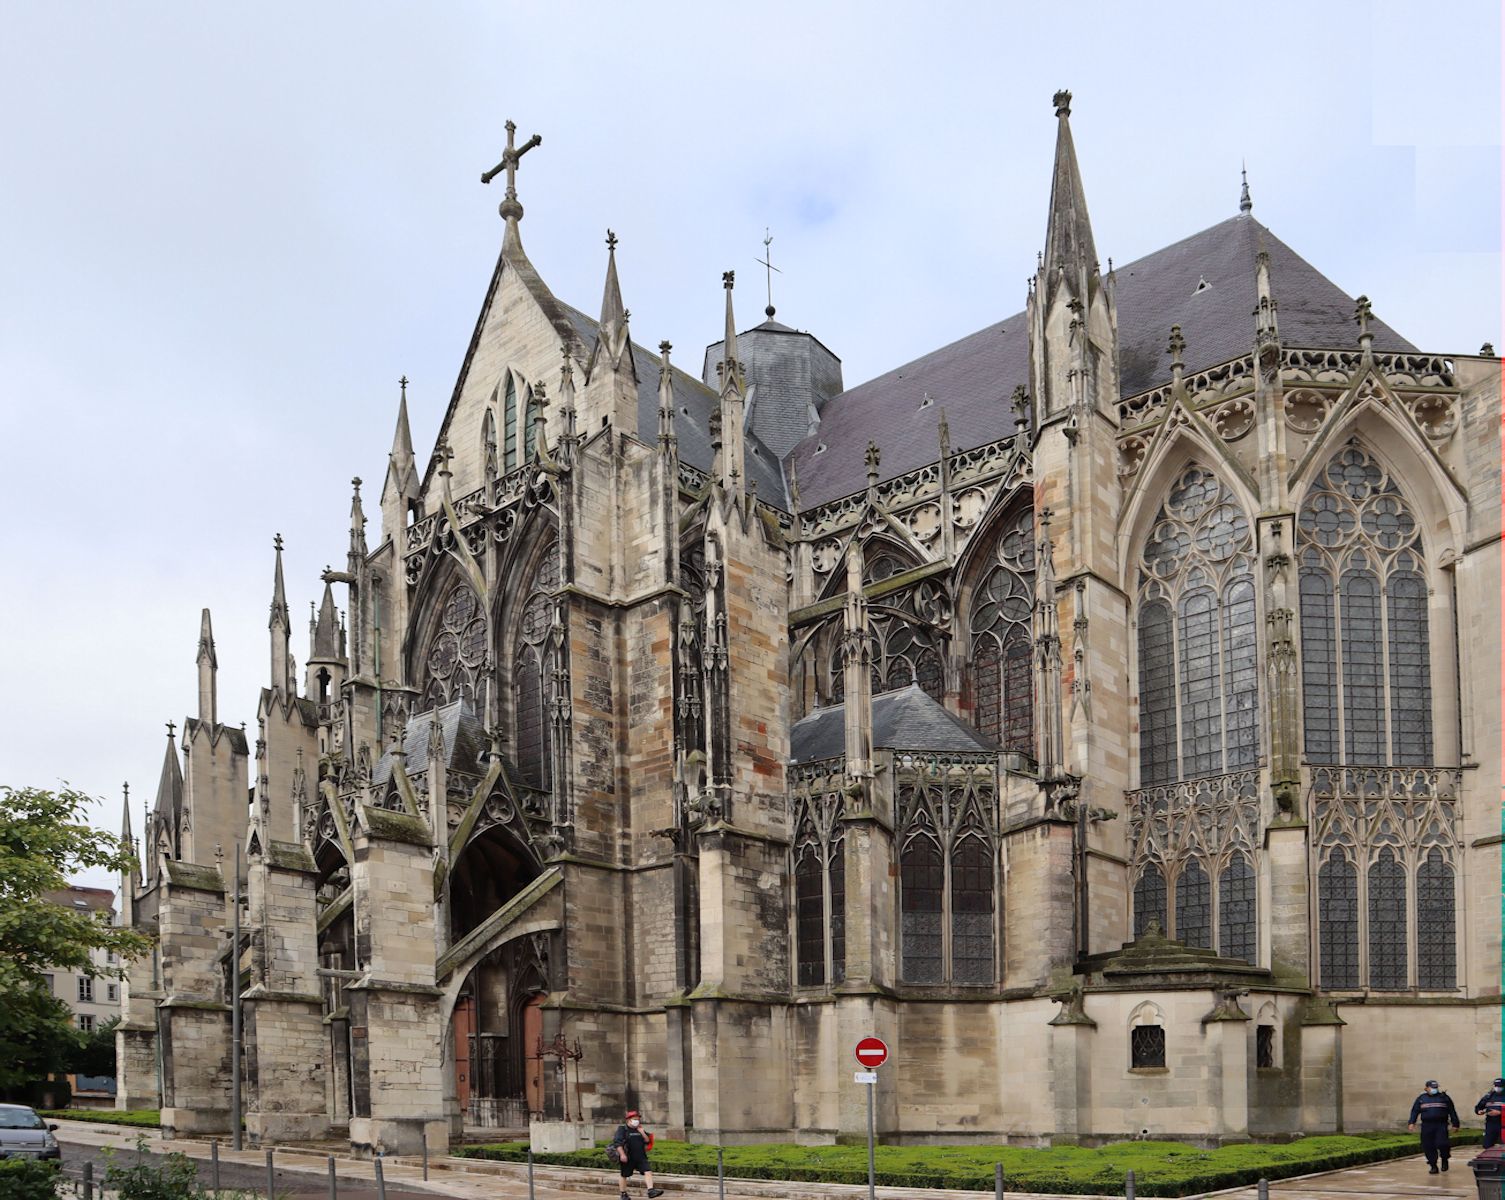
{"left": 327, "top": 1155, "right": 337, "bottom": 1200}
{"left": 866, "top": 1080, "right": 876, "bottom": 1200}
{"left": 995, "top": 1161, "right": 1004, "bottom": 1199}
{"left": 1126, "top": 1167, "right": 1136, "bottom": 1200}
{"left": 1257, "top": 1180, "right": 1269, "bottom": 1200}
{"left": 231, "top": 840, "right": 243, "bottom": 1152}
{"left": 421, "top": 1138, "right": 428, "bottom": 1181}
{"left": 211, "top": 1139, "right": 221, "bottom": 1191}
{"left": 374, "top": 1155, "right": 386, "bottom": 1200}
{"left": 265, "top": 1147, "right": 275, "bottom": 1200}
{"left": 82, "top": 1162, "right": 93, "bottom": 1200}
{"left": 718, "top": 1146, "right": 725, "bottom": 1200}
{"left": 526, "top": 1149, "right": 535, "bottom": 1200}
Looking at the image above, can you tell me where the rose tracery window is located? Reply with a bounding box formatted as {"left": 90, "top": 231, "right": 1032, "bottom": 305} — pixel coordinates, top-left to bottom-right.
{"left": 1136, "top": 465, "right": 1259, "bottom": 786}
{"left": 969, "top": 505, "right": 1035, "bottom": 755}
{"left": 422, "top": 584, "right": 489, "bottom": 715}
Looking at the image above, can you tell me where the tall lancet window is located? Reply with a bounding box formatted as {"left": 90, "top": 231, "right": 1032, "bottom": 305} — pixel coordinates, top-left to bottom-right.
{"left": 514, "top": 540, "right": 559, "bottom": 790}
{"left": 503, "top": 377, "right": 519, "bottom": 473}
{"left": 969, "top": 505, "right": 1036, "bottom": 755}
{"left": 1135, "top": 465, "right": 1259, "bottom": 785}
{"left": 678, "top": 545, "right": 707, "bottom": 758}
{"left": 421, "top": 583, "right": 489, "bottom": 715}
{"left": 1297, "top": 440, "right": 1432, "bottom": 765}
{"left": 523, "top": 386, "right": 539, "bottom": 462}
{"left": 482, "top": 409, "right": 499, "bottom": 484}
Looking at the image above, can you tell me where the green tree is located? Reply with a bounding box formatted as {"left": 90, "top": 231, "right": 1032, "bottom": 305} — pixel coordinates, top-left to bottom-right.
{"left": 70, "top": 1015, "right": 122, "bottom": 1079}
{"left": 0, "top": 786, "right": 154, "bottom": 1091}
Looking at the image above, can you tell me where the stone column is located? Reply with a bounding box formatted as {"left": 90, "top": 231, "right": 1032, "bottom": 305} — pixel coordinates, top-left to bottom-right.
{"left": 157, "top": 861, "right": 232, "bottom": 1136}
{"left": 1202, "top": 993, "right": 1252, "bottom": 1142}
{"left": 1047, "top": 990, "right": 1096, "bottom": 1143}
{"left": 1265, "top": 819, "right": 1310, "bottom": 985}
{"left": 346, "top": 805, "right": 447, "bottom": 1157}
{"left": 1003, "top": 819, "right": 1076, "bottom": 989}
{"left": 243, "top": 840, "right": 329, "bottom": 1142}
{"left": 1299, "top": 999, "right": 1344, "bottom": 1133}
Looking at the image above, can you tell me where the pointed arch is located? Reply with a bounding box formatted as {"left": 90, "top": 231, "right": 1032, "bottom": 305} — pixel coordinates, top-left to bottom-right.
{"left": 504, "top": 533, "right": 559, "bottom": 790}
{"left": 410, "top": 562, "right": 490, "bottom": 716}
{"left": 502, "top": 375, "right": 519, "bottom": 473}
{"left": 964, "top": 500, "right": 1036, "bottom": 753}
{"left": 899, "top": 829, "right": 944, "bottom": 983}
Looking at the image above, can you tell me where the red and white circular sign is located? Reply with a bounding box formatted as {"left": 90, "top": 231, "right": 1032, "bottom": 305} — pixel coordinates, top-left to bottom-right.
{"left": 854, "top": 1037, "right": 889, "bottom": 1068}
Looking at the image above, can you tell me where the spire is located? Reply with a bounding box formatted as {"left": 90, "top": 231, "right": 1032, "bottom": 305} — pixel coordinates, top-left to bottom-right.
{"left": 1239, "top": 161, "right": 1253, "bottom": 214}
{"left": 588, "top": 230, "right": 636, "bottom": 381}
{"left": 348, "top": 476, "right": 367, "bottom": 562}
{"left": 657, "top": 341, "right": 677, "bottom": 445}
{"left": 269, "top": 534, "right": 294, "bottom": 694}
{"left": 1041, "top": 90, "right": 1098, "bottom": 295}
{"left": 196, "top": 607, "right": 217, "bottom": 727}
{"left": 715, "top": 272, "right": 746, "bottom": 494}
{"left": 312, "top": 580, "right": 342, "bottom": 662}
{"left": 154, "top": 722, "right": 184, "bottom": 848}
{"left": 383, "top": 376, "right": 420, "bottom": 511}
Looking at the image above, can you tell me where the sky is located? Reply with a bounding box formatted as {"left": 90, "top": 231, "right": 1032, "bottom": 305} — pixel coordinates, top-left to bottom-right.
{"left": 1, "top": 1, "right": 1499, "bottom": 894}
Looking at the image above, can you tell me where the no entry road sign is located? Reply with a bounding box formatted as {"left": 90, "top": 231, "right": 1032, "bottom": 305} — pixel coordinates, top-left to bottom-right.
{"left": 854, "top": 1036, "right": 888, "bottom": 1069}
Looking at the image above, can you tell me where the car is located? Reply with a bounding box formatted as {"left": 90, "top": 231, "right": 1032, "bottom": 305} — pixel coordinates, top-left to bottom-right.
{"left": 0, "top": 1105, "right": 61, "bottom": 1161}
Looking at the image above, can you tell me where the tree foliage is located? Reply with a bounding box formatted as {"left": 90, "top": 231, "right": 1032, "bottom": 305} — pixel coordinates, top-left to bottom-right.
{"left": 0, "top": 786, "right": 154, "bottom": 1090}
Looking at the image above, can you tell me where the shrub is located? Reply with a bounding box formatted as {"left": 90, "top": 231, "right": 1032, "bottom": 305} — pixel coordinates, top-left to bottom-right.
{"left": 37, "top": 1110, "right": 160, "bottom": 1128}
{"left": 0, "top": 1158, "right": 61, "bottom": 1200}
{"left": 104, "top": 1139, "right": 199, "bottom": 1200}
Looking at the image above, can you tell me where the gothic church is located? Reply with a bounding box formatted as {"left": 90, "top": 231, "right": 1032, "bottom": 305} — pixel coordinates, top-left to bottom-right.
{"left": 118, "top": 95, "right": 1503, "bottom": 1151}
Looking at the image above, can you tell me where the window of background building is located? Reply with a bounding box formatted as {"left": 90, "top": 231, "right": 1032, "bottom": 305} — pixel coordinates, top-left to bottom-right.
{"left": 107, "top": 983, "right": 119, "bottom": 1002}
{"left": 77, "top": 976, "right": 93, "bottom": 1002}
{"left": 77, "top": 1014, "right": 94, "bottom": 1033}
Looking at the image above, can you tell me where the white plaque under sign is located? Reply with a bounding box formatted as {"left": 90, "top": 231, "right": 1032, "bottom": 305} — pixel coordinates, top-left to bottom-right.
{"left": 854, "top": 1070, "right": 878, "bottom": 1084}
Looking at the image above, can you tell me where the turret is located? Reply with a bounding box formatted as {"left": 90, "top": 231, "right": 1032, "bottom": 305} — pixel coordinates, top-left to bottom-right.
{"left": 306, "top": 580, "right": 347, "bottom": 709}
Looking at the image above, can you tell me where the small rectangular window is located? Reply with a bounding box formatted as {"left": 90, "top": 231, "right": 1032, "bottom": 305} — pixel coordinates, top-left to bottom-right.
{"left": 77, "top": 976, "right": 94, "bottom": 1003}
{"left": 107, "top": 983, "right": 119, "bottom": 1002}
{"left": 1256, "top": 1024, "right": 1275, "bottom": 1069}
{"left": 1131, "top": 1025, "right": 1166, "bottom": 1069}
{"left": 78, "top": 1014, "right": 94, "bottom": 1033}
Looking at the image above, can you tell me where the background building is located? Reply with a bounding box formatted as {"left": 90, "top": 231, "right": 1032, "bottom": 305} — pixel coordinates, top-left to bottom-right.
{"left": 43, "top": 886, "right": 121, "bottom": 1106}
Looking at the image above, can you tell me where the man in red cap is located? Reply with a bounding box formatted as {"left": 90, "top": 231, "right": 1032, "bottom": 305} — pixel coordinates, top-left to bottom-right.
{"left": 609, "top": 1110, "right": 662, "bottom": 1198}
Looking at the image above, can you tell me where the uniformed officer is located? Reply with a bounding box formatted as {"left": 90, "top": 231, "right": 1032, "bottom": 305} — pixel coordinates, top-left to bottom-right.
{"left": 1475, "top": 1078, "right": 1505, "bottom": 1149}
{"left": 1408, "top": 1079, "right": 1461, "bottom": 1172}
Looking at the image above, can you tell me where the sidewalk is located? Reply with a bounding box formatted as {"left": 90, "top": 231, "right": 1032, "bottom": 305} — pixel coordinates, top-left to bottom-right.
{"left": 48, "top": 1120, "right": 1486, "bottom": 1200}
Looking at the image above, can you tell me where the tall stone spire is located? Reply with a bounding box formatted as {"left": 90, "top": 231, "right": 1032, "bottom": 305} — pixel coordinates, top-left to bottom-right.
{"left": 382, "top": 376, "right": 420, "bottom": 543}
{"left": 269, "top": 534, "right": 294, "bottom": 695}
{"left": 1041, "top": 90, "right": 1098, "bottom": 300}
{"left": 582, "top": 231, "right": 639, "bottom": 434}
{"left": 196, "top": 607, "right": 217, "bottom": 727}
{"left": 715, "top": 272, "right": 746, "bottom": 495}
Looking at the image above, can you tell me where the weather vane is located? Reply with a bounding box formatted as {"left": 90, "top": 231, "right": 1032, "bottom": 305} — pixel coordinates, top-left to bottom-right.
{"left": 755, "top": 228, "right": 781, "bottom": 319}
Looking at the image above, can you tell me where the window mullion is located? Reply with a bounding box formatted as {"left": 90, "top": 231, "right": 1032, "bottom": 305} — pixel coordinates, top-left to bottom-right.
{"left": 1377, "top": 568, "right": 1394, "bottom": 766}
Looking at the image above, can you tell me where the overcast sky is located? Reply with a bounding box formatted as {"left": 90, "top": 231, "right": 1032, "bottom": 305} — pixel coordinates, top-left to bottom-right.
{"left": 2, "top": 2, "right": 1498, "bottom": 894}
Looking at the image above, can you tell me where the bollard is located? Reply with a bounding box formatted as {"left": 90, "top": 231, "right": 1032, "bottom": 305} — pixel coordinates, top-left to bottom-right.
{"left": 327, "top": 1154, "right": 337, "bottom": 1200}
{"left": 1126, "top": 1168, "right": 1136, "bottom": 1200}
{"left": 374, "top": 1154, "right": 387, "bottom": 1200}
{"left": 995, "top": 1161, "right": 1004, "bottom": 1198}
{"left": 718, "top": 1146, "right": 725, "bottom": 1200}
{"left": 421, "top": 1138, "right": 428, "bottom": 1182}
{"left": 211, "top": 1139, "right": 221, "bottom": 1192}
{"left": 1257, "top": 1179, "right": 1269, "bottom": 1200}
{"left": 82, "top": 1162, "right": 93, "bottom": 1200}
{"left": 526, "top": 1148, "right": 535, "bottom": 1200}
{"left": 265, "top": 1147, "right": 275, "bottom": 1200}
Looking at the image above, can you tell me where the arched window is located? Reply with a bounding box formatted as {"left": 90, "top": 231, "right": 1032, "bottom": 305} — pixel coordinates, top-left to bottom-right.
{"left": 1174, "top": 857, "right": 1211, "bottom": 949}
{"left": 678, "top": 545, "right": 707, "bottom": 758}
{"left": 523, "top": 386, "right": 538, "bottom": 462}
{"left": 1318, "top": 848, "right": 1359, "bottom": 988}
{"left": 950, "top": 836, "right": 994, "bottom": 984}
{"left": 1416, "top": 848, "right": 1456, "bottom": 989}
{"left": 1136, "top": 465, "right": 1258, "bottom": 784}
{"left": 421, "top": 583, "right": 489, "bottom": 715}
{"left": 1133, "top": 864, "right": 1167, "bottom": 938}
{"left": 828, "top": 835, "right": 846, "bottom": 985}
{"left": 482, "top": 409, "right": 499, "bottom": 483}
{"left": 513, "top": 542, "right": 558, "bottom": 789}
{"left": 1218, "top": 854, "right": 1256, "bottom": 963}
{"left": 794, "top": 844, "right": 825, "bottom": 987}
{"left": 1297, "top": 440, "right": 1432, "bottom": 765}
{"left": 1367, "top": 847, "right": 1407, "bottom": 990}
{"left": 900, "top": 835, "right": 944, "bottom": 983}
{"left": 969, "top": 506, "right": 1035, "bottom": 754}
{"left": 503, "top": 377, "right": 519, "bottom": 472}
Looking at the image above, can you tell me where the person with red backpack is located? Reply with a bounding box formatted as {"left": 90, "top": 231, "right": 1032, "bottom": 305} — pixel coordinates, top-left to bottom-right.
{"left": 608, "top": 1110, "right": 662, "bottom": 1198}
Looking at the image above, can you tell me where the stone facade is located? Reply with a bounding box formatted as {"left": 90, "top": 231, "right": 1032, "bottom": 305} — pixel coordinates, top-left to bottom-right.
{"left": 122, "top": 101, "right": 1500, "bottom": 1151}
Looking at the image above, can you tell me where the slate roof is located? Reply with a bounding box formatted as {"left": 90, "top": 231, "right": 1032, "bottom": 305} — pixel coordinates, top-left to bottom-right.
{"left": 789, "top": 683, "right": 998, "bottom": 763}
{"left": 787, "top": 214, "right": 1416, "bottom": 507}
{"left": 373, "top": 698, "right": 490, "bottom": 783}
{"left": 560, "top": 305, "right": 789, "bottom": 507}
{"left": 182, "top": 716, "right": 250, "bottom": 755}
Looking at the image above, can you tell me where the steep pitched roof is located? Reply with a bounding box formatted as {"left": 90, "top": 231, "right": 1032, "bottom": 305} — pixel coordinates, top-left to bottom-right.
{"left": 790, "top": 683, "right": 998, "bottom": 763}
{"left": 787, "top": 215, "right": 1416, "bottom": 507}
{"left": 373, "top": 698, "right": 490, "bottom": 783}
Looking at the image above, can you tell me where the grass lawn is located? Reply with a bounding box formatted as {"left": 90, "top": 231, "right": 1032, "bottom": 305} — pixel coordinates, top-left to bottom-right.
{"left": 456, "top": 1129, "right": 1483, "bottom": 1196}
{"left": 38, "top": 1109, "right": 161, "bottom": 1128}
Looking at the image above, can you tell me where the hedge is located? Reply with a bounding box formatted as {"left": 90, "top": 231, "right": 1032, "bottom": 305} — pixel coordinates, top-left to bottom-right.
{"left": 36, "top": 1109, "right": 161, "bottom": 1128}
{"left": 455, "top": 1129, "right": 1484, "bottom": 1196}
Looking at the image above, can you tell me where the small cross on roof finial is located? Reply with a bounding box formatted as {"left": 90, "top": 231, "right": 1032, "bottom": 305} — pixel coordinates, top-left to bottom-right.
{"left": 606, "top": 229, "right": 618, "bottom": 251}
{"left": 166, "top": 721, "right": 176, "bottom": 738}
{"left": 1167, "top": 325, "right": 1186, "bottom": 368}
{"left": 399, "top": 375, "right": 408, "bottom": 398}
{"left": 481, "top": 119, "right": 543, "bottom": 223}
{"left": 273, "top": 532, "right": 284, "bottom": 551}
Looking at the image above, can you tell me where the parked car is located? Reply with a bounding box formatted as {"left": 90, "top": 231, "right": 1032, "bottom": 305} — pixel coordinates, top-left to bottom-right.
{"left": 0, "top": 1105, "right": 61, "bottom": 1160}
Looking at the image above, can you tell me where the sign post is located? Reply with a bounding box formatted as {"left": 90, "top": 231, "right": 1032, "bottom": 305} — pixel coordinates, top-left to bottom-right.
{"left": 853, "top": 1037, "right": 888, "bottom": 1200}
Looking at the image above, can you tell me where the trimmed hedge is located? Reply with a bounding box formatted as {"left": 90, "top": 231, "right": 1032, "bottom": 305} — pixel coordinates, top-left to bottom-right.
{"left": 455, "top": 1129, "right": 1484, "bottom": 1196}
{"left": 0, "top": 1158, "right": 62, "bottom": 1200}
{"left": 36, "top": 1109, "right": 161, "bottom": 1128}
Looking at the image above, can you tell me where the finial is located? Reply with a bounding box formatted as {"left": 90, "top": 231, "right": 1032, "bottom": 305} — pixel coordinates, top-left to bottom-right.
{"left": 1167, "top": 325, "right": 1186, "bottom": 370}
{"left": 1354, "top": 296, "right": 1373, "bottom": 337}
{"left": 274, "top": 532, "right": 284, "bottom": 552}
{"left": 723, "top": 270, "right": 735, "bottom": 290}
{"left": 605, "top": 229, "right": 618, "bottom": 251}
{"left": 1010, "top": 385, "right": 1031, "bottom": 427}
{"left": 166, "top": 721, "right": 176, "bottom": 739}
{"left": 480, "top": 119, "right": 543, "bottom": 224}
{"left": 352, "top": 476, "right": 362, "bottom": 494}
{"left": 756, "top": 228, "right": 781, "bottom": 320}
{"left": 1482, "top": 342, "right": 1496, "bottom": 357}
{"left": 398, "top": 375, "right": 408, "bottom": 399}
{"left": 1239, "top": 161, "right": 1252, "bottom": 214}
{"left": 1053, "top": 89, "right": 1072, "bottom": 117}
{"left": 865, "top": 440, "right": 881, "bottom": 487}
{"left": 659, "top": 339, "right": 672, "bottom": 357}
{"left": 437, "top": 438, "right": 454, "bottom": 477}
{"left": 1039, "top": 506, "right": 1053, "bottom": 529}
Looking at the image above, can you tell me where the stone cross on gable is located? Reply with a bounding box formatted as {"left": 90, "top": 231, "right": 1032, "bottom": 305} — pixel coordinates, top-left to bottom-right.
{"left": 481, "top": 120, "right": 543, "bottom": 221}
{"left": 1354, "top": 295, "right": 1373, "bottom": 340}
{"left": 1167, "top": 325, "right": 1186, "bottom": 367}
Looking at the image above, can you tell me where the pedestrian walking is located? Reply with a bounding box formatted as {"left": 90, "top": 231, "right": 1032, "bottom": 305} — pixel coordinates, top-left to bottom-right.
{"left": 609, "top": 1110, "right": 663, "bottom": 1198}
{"left": 1475, "top": 1077, "right": 1505, "bottom": 1149}
{"left": 1407, "top": 1079, "right": 1460, "bottom": 1173}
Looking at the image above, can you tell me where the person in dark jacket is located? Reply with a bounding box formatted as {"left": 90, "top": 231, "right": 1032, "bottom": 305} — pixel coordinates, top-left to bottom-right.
{"left": 1408, "top": 1079, "right": 1461, "bottom": 1172}
{"left": 1475, "top": 1078, "right": 1505, "bottom": 1149}
{"left": 609, "top": 1109, "right": 663, "bottom": 1198}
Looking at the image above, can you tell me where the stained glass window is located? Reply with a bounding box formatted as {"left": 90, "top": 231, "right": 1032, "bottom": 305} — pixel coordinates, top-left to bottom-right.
{"left": 678, "top": 547, "right": 707, "bottom": 758}
{"left": 1416, "top": 848, "right": 1456, "bottom": 989}
{"left": 523, "top": 387, "right": 538, "bottom": 462}
{"left": 829, "top": 836, "right": 846, "bottom": 985}
{"left": 513, "top": 542, "right": 558, "bottom": 790}
{"left": 503, "top": 377, "right": 518, "bottom": 472}
{"left": 969, "top": 505, "right": 1036, "bottom": 753}
{"left": 795, "top": 845, "right": 825, "bottom": 986}
{"left": 1368, "top": 847, "right": 1407, "bottom": 990}
{"left": 1318, "top": 848, "right": 1359, "bottom": 988}
{"left": 900, "top": 836, "right": 944, "bottom": 984}
{"left": 422, "top": 584, "right": 489, "bottom": 714}
{"left": 1131, "top": 1025, "right": 1166, "bottom": 1069}
{"left": 951, "top": 836, "right": 994, "bottom": 984}
{"left": 974, "top": 641, "right": 1001, "bottom": 745}
{"left": 1218, "top": 854, "right": 1257, "bottom": 963}
{"left": 1297, "top": 441, "right": 1433, "bottom": 766}
{"left": 1174, "top": 857, "right": 1211, "bottom": 949}
{"left": 1134, "top": 865, "right": 1167, "bottom": 938}
{"left": 1135, "top": 465, "right": 1257, "bottom": 784}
